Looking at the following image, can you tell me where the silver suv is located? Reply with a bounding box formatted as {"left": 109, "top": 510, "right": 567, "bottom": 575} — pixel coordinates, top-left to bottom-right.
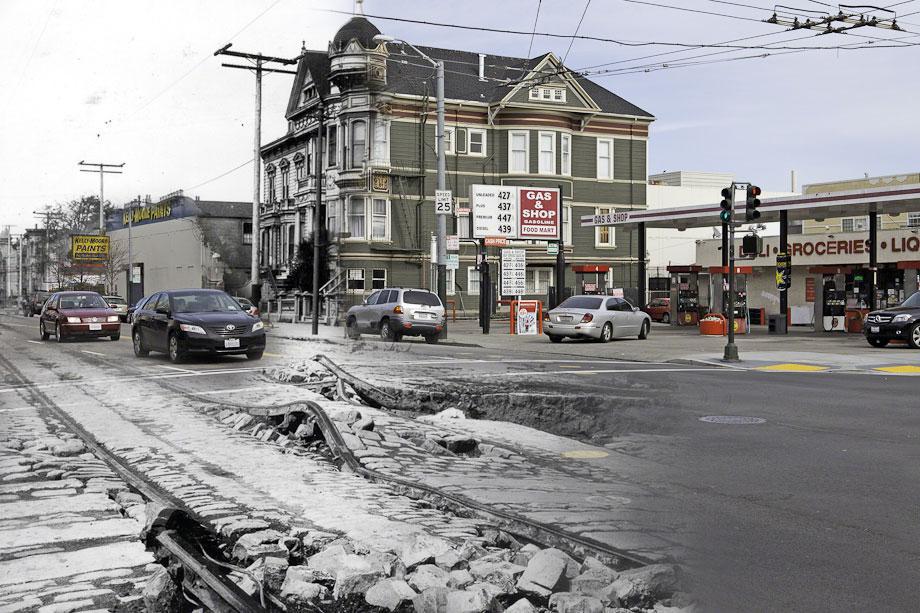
{"left": 345, "top": 287, "right": 445, "bottom": 343}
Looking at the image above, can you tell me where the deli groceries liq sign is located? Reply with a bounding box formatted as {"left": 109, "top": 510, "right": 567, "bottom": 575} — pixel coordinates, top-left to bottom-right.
{"left": 71, "top": 235, "right": 110, "bottom": 261}
{"left": 470, "top": 185, "right": 560, "bottom": 241}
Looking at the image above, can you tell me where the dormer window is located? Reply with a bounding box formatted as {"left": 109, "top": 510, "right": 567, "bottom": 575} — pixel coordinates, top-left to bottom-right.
{"left": 529, "top": 86, "right": 566, "bottom": 103}
{"left": 300, "top": 85, "right": 317, "bottom": 105}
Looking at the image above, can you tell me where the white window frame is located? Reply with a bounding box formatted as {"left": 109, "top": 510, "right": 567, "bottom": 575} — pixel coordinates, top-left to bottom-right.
{"left": 908, "top": 212, "right": 920, "bottom": 228}
{"left": 372, "top": 118, "right": 389, "bottom": 164}
{"left": 370, "top": 198, "right": 390, "bottom": 242}
{"left": 371, "top": 268, "right": 386, "bottom": 290}
{"left": 528, "top": 86, "right": 566, "bottom": 103}
{"left": 508, "top": 130, "right": 530, "bottom": 174}
{"left": 468, "top": 128, "right": 487, "bottom": 157}
{"left": 526, "top": 268, "right": 554, "bottom": 294}
{"left": 595, "top": 207, "right": 616, "bottom": 248}
{"left": 538, "top": 131, "right": 556, "bottom": 175}
{"left": 445, "top": 268, "right": 456, "bottom": 296}
{"left": 345, "top": 197, "right": 366, "bottom": 241}
{"left": 350, "top": 119, "right": 367, "bottom": 169}
{"left": 560, "top": 133, "right": 571, "bottom": 176}
{"left": 841, "top": 216, "right": 869, "bottom": 233}
{"left": 596, "top": 138, "right": 614, "bottom": 180}
{"left": 562, "top": 205, "right": 572, "bottom": 246}
{"left": 346, "top": 268, "right": 365, "bottom": 294}
{"left": 437, "top": 126, "right": 456, "bottom": 155}
{"left": 467, "top": 266, "right": 480, "bottom": 295}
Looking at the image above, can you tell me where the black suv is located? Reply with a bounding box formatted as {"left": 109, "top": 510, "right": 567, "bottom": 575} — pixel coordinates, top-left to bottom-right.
{"left": 864, "top": 291, "right": 920, "bottom": 349}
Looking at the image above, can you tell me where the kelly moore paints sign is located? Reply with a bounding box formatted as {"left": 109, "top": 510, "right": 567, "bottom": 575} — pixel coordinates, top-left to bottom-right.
{"left": 471, "top": 185, "right": 560, "bottom": 241}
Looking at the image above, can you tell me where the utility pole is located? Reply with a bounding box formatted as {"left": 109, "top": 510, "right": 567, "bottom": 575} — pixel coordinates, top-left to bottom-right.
{"left": 435, "top": 60, "right": 447, "bottom": 312}
{"left": 215, "top": 44, "right": 298, "bottom": 305}
{"left": 312, "top": 101, "right": 325, "bottom": 335}
{"left": 78, "top": 161, "right": 124, "bottom": 234}
{"left": 3, "top": 226, "right": 10, "bottom": 303}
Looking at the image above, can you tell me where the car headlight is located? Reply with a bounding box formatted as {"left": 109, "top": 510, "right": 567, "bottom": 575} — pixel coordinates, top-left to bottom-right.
{"left": 179, "top": 323, "right": 206, "bottom": 335}
{"left": 892, "top": 314, "right": 912, "bottom": 323}
{"left": 107, "top": 315, "right": 120, "bottom": 322}
{"left": 251, "top": 320, "right": 264, "bottom": 332}
{"left": 67, "top": 317, "right": 81, "bottom": 323}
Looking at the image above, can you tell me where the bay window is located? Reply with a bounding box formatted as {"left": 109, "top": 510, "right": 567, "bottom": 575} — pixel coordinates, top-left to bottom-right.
{"left": 509, "top": 130, "right": 529, "bottom": 173}
{"left": 538, "top": 131, "right": 556, "bottom": 175}
{"left": 371, "top": 198, "right": 389, "bottom": 241}
{"left": 346, "top": 197, "right": 365, "bottom": 239}
{"left": 560, "top": 133, "right": 571, "bottom": 176}
{"left": 351, "top": 120, "right": 366, "bottom": 168}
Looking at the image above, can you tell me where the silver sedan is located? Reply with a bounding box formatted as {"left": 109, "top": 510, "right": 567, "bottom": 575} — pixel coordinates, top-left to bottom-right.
{"left": 544, "top": 295, "right": 651, "bottom": 343}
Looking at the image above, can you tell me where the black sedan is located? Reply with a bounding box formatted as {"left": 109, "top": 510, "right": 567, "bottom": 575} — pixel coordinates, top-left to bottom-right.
{"left": 864, "top": 291, "right": 920, "bottom": 349}
{"left": 131, "top": 289, "right": 266, "bottom": 363}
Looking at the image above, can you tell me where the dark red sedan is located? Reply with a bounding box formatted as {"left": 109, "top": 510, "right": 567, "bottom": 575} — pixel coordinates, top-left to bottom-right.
{"left": 39, "top": 291, "right": 122, "bottom": 342}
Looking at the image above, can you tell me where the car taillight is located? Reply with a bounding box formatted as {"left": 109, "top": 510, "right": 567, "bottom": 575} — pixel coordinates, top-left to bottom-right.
{"left": 394, "top": 305, "right": 403, "bottom": 314}
{"left": 581, "top": 313, "right": 593, "bottom": 323}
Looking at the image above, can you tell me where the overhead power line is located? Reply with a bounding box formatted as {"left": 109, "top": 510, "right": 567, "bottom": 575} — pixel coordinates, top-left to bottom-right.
{"left": 526, "top": 0, "right": 543, "bottom": 59}
{"left": 562, "top": 0, "right": 592, "bottom": 64}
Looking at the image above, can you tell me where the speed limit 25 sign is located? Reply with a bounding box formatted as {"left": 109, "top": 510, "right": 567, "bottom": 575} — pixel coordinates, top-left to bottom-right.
{"left": 435, "top": 190, "right": 453, "bottom": 215}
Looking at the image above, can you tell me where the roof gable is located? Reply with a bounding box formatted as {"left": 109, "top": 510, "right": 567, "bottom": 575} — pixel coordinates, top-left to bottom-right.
{"left": 286, "top": 51, "right": 330, "bottom": 118}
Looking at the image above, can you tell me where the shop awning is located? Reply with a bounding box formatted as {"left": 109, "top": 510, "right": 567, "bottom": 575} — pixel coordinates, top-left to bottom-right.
{"left": 581, "top": 184, "right": 920, "bottom": 229}
{"left": 572, "top": 264, "right": 609, "bottom": 273}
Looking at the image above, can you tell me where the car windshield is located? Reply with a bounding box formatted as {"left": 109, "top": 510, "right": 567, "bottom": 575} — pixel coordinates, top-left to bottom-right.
{"left": 172, "top": 291, "right": 242, "bottom": 313}
{"left": 58, "top": 294, "right": 108, "bottom": 309}
{"left": 558, "top": 296, "right": 603, "bottom": 310}
{"left": 403, "top": 291, "right": 441, "bottom": 307}
{"left": 901, "top": 292, "right": 920, "bottom": 308}
{"left": 105, "top": 297, "right": 127, "bottom": 305}
{"left": 236, "top": 298, "right": 253, "bottom": 308}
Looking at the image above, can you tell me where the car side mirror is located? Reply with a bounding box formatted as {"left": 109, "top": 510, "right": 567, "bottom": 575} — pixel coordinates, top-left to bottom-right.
{"left": 155, "top": 307, "right": 170, "bottom": 316}
{"left": 633, "top": 307, "right": 640, "bottom": 312}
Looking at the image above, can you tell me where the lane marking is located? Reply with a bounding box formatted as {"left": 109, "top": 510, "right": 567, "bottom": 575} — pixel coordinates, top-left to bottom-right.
{"left": 80, "top": 350, "right": 106, "bottom": 357}
{"left": 0, "top": 407, "right": 31, "bottom": 414}
{"left": 754, "top": 363, "right": 829, "bottom": 372}
{"left": 263, "top": 352, "right": 281, "bottom": 357}
{"left": 26, "top": 340, "right": 41, "bottom": 344}
{"left": 189, "top": 386, "right": 273, "bottom": 396}
{"left": 0, "top": 367, "right": 265, "bottom": 394}
{"left": 157, "top": 365, "right": 195, "bottom": 374}
{"left": 561, "top": 450, "right": 609, "bottom": 459}
{"left": 480, "top": 367, "right": 728, "bottom": 377}
{"left": 873, "top": 365, "right": 920, "bottom": 374}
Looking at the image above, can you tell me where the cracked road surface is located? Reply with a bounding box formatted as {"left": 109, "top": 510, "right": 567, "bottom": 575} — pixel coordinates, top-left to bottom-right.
{"left": 2, "top": 315, "right": 919, "bottom": 611}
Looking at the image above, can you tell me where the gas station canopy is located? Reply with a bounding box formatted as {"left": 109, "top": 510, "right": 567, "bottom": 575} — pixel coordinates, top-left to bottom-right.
{"left": 580, "top": 183, "right": 920, "bottom": 229}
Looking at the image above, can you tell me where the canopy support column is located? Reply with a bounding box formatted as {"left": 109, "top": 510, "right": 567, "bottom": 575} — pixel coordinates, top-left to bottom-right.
{"left": 869, "top": 211, "right": 878, "bottom": 310}
{"left": 637, "top": 222, "right": 647, "bottom": 309}
{"left": 779, "top": 211, "right": 788, "bottom": 319}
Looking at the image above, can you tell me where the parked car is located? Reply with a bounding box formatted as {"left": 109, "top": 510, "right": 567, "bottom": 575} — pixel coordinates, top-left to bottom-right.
{"left": 25, "top": 291, "right": 51, "bottom": 317}
{"left": 126, "top": 294, "right": 154, "bottom": 324}
{"left": 545, "top": 295, "right": 651, "bottom": 343}
{"left": 643, "top": 297, "right": 671, "bottom": 323}
{"left": 864, "top": 291, "right": 920, "bottom": 349}
{"left": 345, "top": 287, "right": 445, "bottom": 343}
{"left": 39, "top": 291, "right": 121, "bottom": 342}
{"left": 234, "top": 296, "right": 260, "bottom": 317}
{"left": 103, "top": 295, "right": 129, "bottom": 321}
{"left": 131, "top": 289, "right": 265, "bottom": 363}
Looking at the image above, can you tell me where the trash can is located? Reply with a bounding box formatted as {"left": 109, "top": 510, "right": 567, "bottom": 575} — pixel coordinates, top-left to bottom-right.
{"left": 768, "top": 313, "right": 787, "bottom": 334}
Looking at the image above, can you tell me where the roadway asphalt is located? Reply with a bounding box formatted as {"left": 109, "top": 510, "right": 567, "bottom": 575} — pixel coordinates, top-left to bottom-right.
{"left": 1, "top": 314, "right": 918, "bottom": 611}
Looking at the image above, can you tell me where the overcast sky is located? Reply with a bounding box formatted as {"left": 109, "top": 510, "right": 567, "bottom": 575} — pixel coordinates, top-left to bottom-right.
{"left": 2, "top": 0, "right": 918, "bottom": 233}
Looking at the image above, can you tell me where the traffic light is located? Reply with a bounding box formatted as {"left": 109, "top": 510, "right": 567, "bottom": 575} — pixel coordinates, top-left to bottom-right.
{"left": 719, "top": 187, "right": 733, "bottom": 223}
{"left": 745, "top": 185, "right": 762, "bottom": 222}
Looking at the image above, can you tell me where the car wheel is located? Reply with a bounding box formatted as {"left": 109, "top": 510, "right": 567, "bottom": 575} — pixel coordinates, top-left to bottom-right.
{"left": 600, "top": 322, "right": 613, "bottom": 343}
{"left": 110, "top": 333, "right": 120, "bottom": 341}
{"left": 424, "top": 334, "right": 439, "bottom": 344}
{"left": 246, "top": 349, "right": 264, "bottom": 360}
{"left": 639, "top": 320, "right": 650, "bottom": 340}
{"left": 133, "top": 329, "right": 149, "bottom": 357}
{"left": 661, "top": 313, "right": 670, "bottom": 324}
{"left": 345, "top": 317, "right": 360, "bottom": 340}
{"left": 909, "top": 323, "right": 920, "bottom": 350}
{"left": 40, "top": 322, "right": 49, "bottom": 341}
{"left": 548, "top": 335, "right": 563, "bottom": 343}
{"left": 168, "top": 334, "right": 185, "bottom": 363}
{"left": 380, "top": 319, "right": 397, "bottom": 342}
{"left": 55, "top": 323, "right": 66, "bottom": 343}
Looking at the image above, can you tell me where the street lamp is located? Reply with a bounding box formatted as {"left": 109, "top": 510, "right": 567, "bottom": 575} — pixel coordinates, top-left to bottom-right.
{"left": 372, "top": 34, "right": 448, "bottom": 319}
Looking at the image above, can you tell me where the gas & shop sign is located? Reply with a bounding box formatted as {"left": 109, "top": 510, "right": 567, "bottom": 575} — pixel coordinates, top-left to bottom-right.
{"left": 470, "top": 185, "right": 560, "bottom": 241}
{"left": 70, "top": 234, "right": 109, "bottom": 261}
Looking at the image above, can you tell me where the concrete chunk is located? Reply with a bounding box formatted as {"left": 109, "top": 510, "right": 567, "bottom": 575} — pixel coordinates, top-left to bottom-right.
{"left": 504, "top": 597, "right": 537, "bottom": 613}
{"left": 409, "top": 564, "right": 451, "bottom": 592}
{"left": 571, "top": 567, "right": 619, "bottom": 598}
{"left": 548, "top": 592, "right": 605, "bottom": 613}
{"left": 446, "top": 587, "right": 495, "bottom": 613}
{"left": 517, "top": 549, "right": 567, "bottom": 597}
{"left": 606, "top": 564, "right": 681, "bottom": 607}
{"left": 365, "top": 578, "right": 417, "bottom": 611}
{"left": 412, "top": 587, "right": 451, "bottom": 613}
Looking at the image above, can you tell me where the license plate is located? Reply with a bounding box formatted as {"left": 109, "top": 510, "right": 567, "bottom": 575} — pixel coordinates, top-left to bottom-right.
{"left": 560, "top": 316, "right": 572, "bottom": 322}
{"left": 870, "top": 326, "right": 880, "bottom": 333}
{"left": 224, "top": 338, "right": 241, "bottom": 348}
{"left": 88, "top": 323, "right": 102, "bottom": 331}
{"left": 416, "top": 312, "right": 434, "bottom": 320}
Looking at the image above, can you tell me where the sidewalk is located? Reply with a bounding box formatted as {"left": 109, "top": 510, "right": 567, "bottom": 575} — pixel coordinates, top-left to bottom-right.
{"left": 265, "top": 318, "right": 920, "bottom": 375}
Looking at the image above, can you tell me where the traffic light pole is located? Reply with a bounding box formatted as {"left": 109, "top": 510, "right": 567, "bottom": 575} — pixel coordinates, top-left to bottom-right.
{"left": 724, "top": 219, "right": 739, "bottom": 361}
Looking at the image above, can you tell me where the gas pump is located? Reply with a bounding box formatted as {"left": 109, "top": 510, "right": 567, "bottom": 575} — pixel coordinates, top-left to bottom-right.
{"left": 667, "top": 265, "right": 702, "bottom": 326}
{"left": 822, "top": 275, "right": 846, "bottom": 332}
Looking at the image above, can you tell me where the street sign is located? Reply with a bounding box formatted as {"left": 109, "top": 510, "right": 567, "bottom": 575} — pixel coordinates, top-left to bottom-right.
{"left": 470, "top": 185, "right": 560, "bottom": 240}
{"left": 445, "top": 253, "right": 459, "bottom": 270}
{"left": 484, "top": 236, "right": 508, "bottom": 247}
{"left": 446, "top": 235, "right": 459, "bottom": 251}
{"left": 435, "top": 190, "right": 453, "bottom": 215}
{"left": 546, "top": 242, "right": 559, "bottom": 256}
{"left": 501, "top": 248, "right": 526, "bottom": 296}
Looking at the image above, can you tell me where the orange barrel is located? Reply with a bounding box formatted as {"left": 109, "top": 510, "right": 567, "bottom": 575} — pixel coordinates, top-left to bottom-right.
{"left": 699, "top": 313, "right": 727, "bottom": 336}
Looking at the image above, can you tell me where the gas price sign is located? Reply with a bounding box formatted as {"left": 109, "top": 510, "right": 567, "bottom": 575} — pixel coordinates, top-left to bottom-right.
{"left": 471, "top": 185, "right": 560, "bottom": 241}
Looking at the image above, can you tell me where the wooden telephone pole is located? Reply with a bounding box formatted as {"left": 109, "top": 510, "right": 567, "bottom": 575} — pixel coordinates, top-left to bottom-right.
{"left": 214, "top": 44, "right": 298, "bottom": 305}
